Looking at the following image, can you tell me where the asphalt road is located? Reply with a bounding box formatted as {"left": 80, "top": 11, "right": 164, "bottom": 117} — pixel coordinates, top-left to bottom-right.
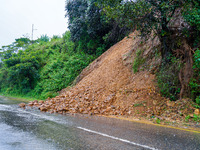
{"left": 0, "top": 96, "right": 200, "bottom": 150}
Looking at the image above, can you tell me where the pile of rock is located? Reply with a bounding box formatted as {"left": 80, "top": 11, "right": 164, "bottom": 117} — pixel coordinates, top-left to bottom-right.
{"left": 19, "top": 89, "right": 129, "bottom": 116}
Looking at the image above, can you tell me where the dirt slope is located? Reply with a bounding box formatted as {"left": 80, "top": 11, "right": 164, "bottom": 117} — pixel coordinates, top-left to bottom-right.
{"left": 25, "top": 31, "right": 198, "bottom": 125}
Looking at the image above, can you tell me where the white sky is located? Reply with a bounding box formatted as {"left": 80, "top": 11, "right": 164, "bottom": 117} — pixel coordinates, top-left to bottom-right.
{"left": 0, "top": 0, "right": 68, "bottom": 48}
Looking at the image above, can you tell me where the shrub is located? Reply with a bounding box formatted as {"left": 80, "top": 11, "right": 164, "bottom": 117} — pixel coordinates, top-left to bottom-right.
{"left": 132, "top": 49, "right": 145, "bottom": 73}
{"left": 156, "top": 57, "right": 181, "bottom": 101}
{"left": 189, "top": 49, "right": 200, "bottom": 104}
{"left": 0, "top": 31, "right": 95, "bottom": 100}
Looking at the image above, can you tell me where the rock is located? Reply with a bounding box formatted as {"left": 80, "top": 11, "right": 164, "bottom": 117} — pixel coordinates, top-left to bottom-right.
{"left": 166, "top": 100, "right": 175, "bottom": 107}
{"left": 87, "top": 107, "right": 92, "bottom": 111}
{"left": 106, "top": 107, "right": 111, "bottom": 112}
{"left": 100, "top": 109, "right": 106, "bottom": 114}
{"left": 84, "top": 97, "right": 89, "bottom": 100}
{"left": 58, "top": 111, "right": 63, "bottom": 114}
{"left": 194, "top": 109, "right": 200, "bottom": 115}
{"left": 88, "top": 94, "right": 93, "bottom": 100}
{"left": 120, "top": 111, "right": 124, "bottom": 115}
{"left": 127, "top": 110, "right": 132, "bottom": 115}
{"left": 68, "top": 92, "right": 75, "bottom": 98}
{"left": 28, "top": 102, "right": 34, "bottom": 107}
{"left": 189, "top": 114, "right": 194, "bottom": 118}
{"left": 153, "top": 100, "right": 157, "bottom": 105}
{"left": 49, "top": 110, "right": 54, "bottom": 114}
{"left": 92, "top": 106, "right": 97, "bottom": 110}
{"left": 33, "top": 100, "right": 38, "bottom": 103}
{"left": 69, "top": 108, "right": 77, "bottom": 113}
{"left": 39, "top": 106, "right": 47, "bottom": 112}
{"left": 111, "top": 105, "right": 116, "bottom": 109}
{"left": 104, "top": 94, "right": 115, "bottom": 103}
{"left": 79, "top": 108, "right": 84, "bottom": 113}
{"left": 19, "top": 103, "right": 26, "bottom": 108}
{"left": 83, "top": 110, "right": 88, "bottom": 114}
{"left": 114, "top": 111, "right": 118, "bottom": 115}
{"left": 69, "top": 100, "right": 74, "bottom": 104}
{"left": 101, "top": 105, "right": 106, "bottom": 109}
{"left": 39, "top": 100, "right": 44, "bottom": 104}
{"left": 94, "top": 110, "right": 99, "bottom": 114}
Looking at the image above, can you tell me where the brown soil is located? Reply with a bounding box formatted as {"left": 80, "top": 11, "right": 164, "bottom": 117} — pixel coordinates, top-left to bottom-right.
{"left": 23, "top": 31, "right": 199, "bottom": 127}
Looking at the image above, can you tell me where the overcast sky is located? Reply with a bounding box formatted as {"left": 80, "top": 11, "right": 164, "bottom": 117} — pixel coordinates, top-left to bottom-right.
{"left": 0, "top": 0, "right": 68, "bottom": 48}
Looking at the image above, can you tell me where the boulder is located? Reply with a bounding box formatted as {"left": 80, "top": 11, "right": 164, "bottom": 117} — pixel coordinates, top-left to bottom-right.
{"left": 39, "top": 106, "right": 48, "bottom": 112}
{"left": 19, "top": 103, "right": 26, "bottom": 108}
{"left": 194, "top": 109, "right": 200, "bottom": 115}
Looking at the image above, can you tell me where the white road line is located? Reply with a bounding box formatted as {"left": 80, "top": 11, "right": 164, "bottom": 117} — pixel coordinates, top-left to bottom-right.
{"left": 77, "top": 127, "right": 158, "bottom": 150}
{"left": 1, "top": 104, "right": 158, "bottom": 149}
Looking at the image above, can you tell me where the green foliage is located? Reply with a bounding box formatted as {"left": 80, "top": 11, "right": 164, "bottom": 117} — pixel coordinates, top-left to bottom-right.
{"left": 193, "top": 104, "right": 200, "bottom": 109}
{"left": 132, "top": 49, "right": 145, "bottom": 73}
{"left": 196, "top": 97, "right": 200, "bottom": 105}
{"left": 185, "top": 115, "right": 190, "bottom": 122}
{"left": 156, "top": 57, "right": 181, "bottom": 100}
{"left": 182, "top": 0, "right": 200, "bottom": 46}
{"left": 0, "top": 37, "right": 31, "bottom": 60}
{"left": 189, "top": 49, "right": 200, "bottom": 104}
{"left": 183, "top": 0, "right": 200, "bottom": 30}
{"left": 0, "top": 31, "right": 95, "bottom": 99}
{"left": 156, "top": 118, "right": 161, "bottom": 124}
{"left": 65, "top": 0, "right": 130, "bottom": 55}
{"left": 34, "top": 51, "right": 94, "bottom": 99}
{"left": 133, "top": 103, "right": 144, "bottom": 107}
{"left": 193, "top": 114, "right": 200, "bottom": 122}
{"left": 38, "top": 35, "right": 50, "bottom": 43}
{"left": 185, "top": 114, "right": 200, "bottom": 123}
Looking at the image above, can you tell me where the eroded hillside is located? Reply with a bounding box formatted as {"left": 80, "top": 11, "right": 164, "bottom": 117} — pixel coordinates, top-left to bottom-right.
{"left": 24, "top": 31, "right": 198, "bottom": 126}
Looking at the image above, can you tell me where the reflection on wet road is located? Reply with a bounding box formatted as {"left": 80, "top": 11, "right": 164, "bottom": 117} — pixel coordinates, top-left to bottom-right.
{"left": 0, "top": 96, "right": 200, "bottom": 150}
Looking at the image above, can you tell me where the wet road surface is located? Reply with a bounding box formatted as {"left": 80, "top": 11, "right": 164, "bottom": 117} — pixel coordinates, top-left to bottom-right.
{"left": 0, "top": 96, "right": 200, "bottom": 150}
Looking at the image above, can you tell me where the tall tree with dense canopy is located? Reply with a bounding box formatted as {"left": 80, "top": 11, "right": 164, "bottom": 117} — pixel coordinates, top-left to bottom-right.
{"left": 98, "top": 0, "right": 200, "bottom": 100}
{"left": 65, "top": 0, "right": 131, "bottom": 55}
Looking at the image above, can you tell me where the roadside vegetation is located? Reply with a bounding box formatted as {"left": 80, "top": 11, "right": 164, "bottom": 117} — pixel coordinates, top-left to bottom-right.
{"left": 0, "top": 32, "right": 94, "bottom": 99}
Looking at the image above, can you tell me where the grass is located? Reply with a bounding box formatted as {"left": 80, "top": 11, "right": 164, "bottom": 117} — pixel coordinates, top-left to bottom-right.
{"left": 0, "top": 93, "right": 40, "bottom": 102}
{"left": 134, "top": 103, "right": 144, "bottom": 107}
{"left": 156, "top": 118, "right": 161, "bottom": 124}
{"left": 193, "top": 114, "right": 200, "bottom": 122}
{"left": 185, "top": 115, "right": 191, "bottom": 122}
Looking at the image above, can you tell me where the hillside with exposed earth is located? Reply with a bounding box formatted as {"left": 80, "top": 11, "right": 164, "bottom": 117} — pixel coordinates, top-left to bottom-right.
{"left": 21, "top": 31, "right": 199, "bottom": 127}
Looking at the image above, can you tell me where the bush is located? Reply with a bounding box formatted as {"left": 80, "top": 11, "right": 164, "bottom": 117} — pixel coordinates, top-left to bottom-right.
{"left": 189, "top": 49, "right": 200, "bottom": 104}
{"left": 156, "top": 57, "right": 182, "bottom": 101}
{"left": 0, "top": 31, "right": 95, "bottom": 100}
{"left": 133, "top": 49, "right": 145, "bottom": 73}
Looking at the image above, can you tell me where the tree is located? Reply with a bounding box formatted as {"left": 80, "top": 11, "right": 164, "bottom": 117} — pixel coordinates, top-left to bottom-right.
{"left": 38, "top": 35, "right": 50, "bottom": 43}
{"left": 0, "top": 37, "right": 31, "bottom": 60}
{"left": 65, "top": 0, "right": 131, "bottom": 55}
{"left": 99, "top": 0, "right": 187, "bottom": 62}
{"left": 99, "top": 0, "right": 199, "bottom": 99}
{"left": 183, "top": 0, "right": 200, "bottom": 47}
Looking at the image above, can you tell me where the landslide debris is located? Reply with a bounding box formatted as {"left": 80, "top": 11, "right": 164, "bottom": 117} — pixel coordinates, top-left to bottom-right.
{"left": 20, "top": 31, "right": 199, "bottom": 125}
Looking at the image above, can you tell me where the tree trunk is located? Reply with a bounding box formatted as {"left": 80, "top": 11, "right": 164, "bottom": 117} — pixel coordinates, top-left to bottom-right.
{"left": 179, "top": 38, "right": 193, "bottom": 99}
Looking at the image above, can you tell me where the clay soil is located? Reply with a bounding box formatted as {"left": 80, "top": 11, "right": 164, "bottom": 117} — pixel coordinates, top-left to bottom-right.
{"left": 24, "top": 31, "right": 199, "bottom": 128}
